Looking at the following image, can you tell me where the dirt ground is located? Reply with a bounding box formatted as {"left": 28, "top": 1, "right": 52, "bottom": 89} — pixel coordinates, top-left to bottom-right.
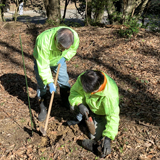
{"left": 0, "top": 21, "right": 160, "bottom": 160}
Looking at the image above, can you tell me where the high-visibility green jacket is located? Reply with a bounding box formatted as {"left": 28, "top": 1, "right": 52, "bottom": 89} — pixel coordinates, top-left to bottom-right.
{"left": 69, "top": 72, "right": 120, "bottom": 140}
{"left": 33, "top": 26, "right": 79, "bottom": 85}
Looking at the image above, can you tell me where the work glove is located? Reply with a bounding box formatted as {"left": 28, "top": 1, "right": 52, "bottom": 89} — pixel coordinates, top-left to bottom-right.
{"left": 78, "top": 103, "right": 89, "bottom": 118}
{"left": 57, "top": 57, "right": 66, "bottom": 66}
{"left": 98, "top": 136, "right": 111, "bottom": 158}
{"left": 48, "top": 82, "right": 56, "bottom": 94}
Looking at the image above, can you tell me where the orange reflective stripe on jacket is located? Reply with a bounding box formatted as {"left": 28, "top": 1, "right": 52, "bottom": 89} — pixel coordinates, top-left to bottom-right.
{"left": 91, "top": 72, "right": 107, "bottom": 95}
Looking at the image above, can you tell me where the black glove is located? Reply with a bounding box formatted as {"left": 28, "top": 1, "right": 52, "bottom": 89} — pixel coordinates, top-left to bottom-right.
{"left": 78, "top": 104, "right": 89, "bottom": 118}
{"left": 98, "top": 136, "right": 111, "bottom": 158}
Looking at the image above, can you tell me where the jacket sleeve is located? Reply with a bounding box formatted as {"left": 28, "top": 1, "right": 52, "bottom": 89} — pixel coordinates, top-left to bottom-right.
{"left": 63, "top": 49, "right": 77, "bottom": 61}
{"left": 34, "top": 45, "right": 53, "bottom": 85}
{"left": 69, "top": 78, "right": 84, "bottom": 107}
{"left": 102, "top": 96, "right": 120, "bottom": 140}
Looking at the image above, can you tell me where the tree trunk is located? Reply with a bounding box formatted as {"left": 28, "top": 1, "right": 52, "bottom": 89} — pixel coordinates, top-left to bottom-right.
{"left": 86, "top": 0, "right": 92, "bottom": 22}
{"left": 43, "top": 0, "right": 61, "bottom": 25}
{"left": 135, "top": 0, "right": 149, "bottom": 18}
{"left": 122, "top": 0, "right": 137, "bottom": 23}
{"left": 0, "top": 7, "right": 3, "bottom": 22}
{"left": 94, "top": 9, "right": 104, "bottom": 23}
{"left": 105, "top": 0, "right": 150, "bottom": 24}
{"left": 62, "top": 0, "right": 70, "bottom": 20}
{"left": 105, "top": 0, "right": 117, "bottom": 24}
{"left": 13, "top": 0, "right": 19, "bottom": 22}
{"left": 0, "top": 0, "right": 5, "bottom": 22}
{"left": 93, "top": 1, "right": 105, "bottom": 23}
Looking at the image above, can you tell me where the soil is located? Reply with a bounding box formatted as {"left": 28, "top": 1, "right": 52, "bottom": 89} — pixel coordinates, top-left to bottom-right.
{"left": 0, "top": 21, "right": 160, "bottom": 160}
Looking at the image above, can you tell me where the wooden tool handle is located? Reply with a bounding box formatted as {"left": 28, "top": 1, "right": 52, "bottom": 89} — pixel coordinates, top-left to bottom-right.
{"left": 44, "top": 64, "right": 61, "bottom": 131}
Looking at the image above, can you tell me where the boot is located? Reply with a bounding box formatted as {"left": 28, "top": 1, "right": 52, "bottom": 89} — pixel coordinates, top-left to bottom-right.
{"left": 60, "top": 86, "right": 70, "bottom": 109}
{"left": 38, "top": 95, "right": 47, "bottom": 122}
{"left": 82, "top": 139, "right": 98, "bottom": 153}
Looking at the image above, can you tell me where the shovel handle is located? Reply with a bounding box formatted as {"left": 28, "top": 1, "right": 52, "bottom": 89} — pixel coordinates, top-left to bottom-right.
{"left": 44, "top": 63, "right": 61, "bottom": 132}
{"left": 85, "top": 112, "right": 89, "bottom": 120}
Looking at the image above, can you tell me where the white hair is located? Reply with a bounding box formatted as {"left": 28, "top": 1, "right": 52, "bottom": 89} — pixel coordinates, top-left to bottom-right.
{"left": 56, "top": 28, "right": 74, "bottom": 48}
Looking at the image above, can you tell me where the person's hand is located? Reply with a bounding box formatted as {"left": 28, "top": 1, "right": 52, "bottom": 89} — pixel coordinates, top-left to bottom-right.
{"left": 78, "top": 104, "right": 89, "bottom": 118}
{"left": 48, "top": 82, "right": 56, "bottom": 94}
{"left": 100, "top": 137, "right": 111, "bottom": 158}
{"left": 57, "top": 57, "right": 66, "bottom": 66}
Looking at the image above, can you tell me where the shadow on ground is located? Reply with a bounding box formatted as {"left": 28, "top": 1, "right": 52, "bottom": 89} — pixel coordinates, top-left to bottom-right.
{"left": 0, "top": 73, "right": 37, "bottom": 110}
{"left": 5, "top": 15, "right": 85, "bottom": 26}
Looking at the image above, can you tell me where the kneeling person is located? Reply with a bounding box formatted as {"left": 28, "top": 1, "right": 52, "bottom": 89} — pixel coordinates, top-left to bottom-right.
{"left": 69, "top": 70, "right": 120, "bottom": 157}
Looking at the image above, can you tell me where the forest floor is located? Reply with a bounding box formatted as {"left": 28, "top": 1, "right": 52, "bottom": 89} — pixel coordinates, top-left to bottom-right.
{"left": 0, "top": 21, "right": 160, "bottom": 160}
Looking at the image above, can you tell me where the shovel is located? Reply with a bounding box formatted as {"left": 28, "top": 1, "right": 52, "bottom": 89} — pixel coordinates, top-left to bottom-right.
{"left": 40, "top": 63, "right": 61, "bottom": 136}
{"left": 85, "top": 113, "right": 95, "bottom": 135}
{"left": 67, "top": 112, "right": 95, "bottom": 135}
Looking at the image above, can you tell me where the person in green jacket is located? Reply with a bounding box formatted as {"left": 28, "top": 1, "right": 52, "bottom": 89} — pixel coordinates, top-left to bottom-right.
{"left": 33, "top": 26, "right": 79, "bottom": 121}
{"left": 69, "top": 70, "right": 120, "bottom": 158}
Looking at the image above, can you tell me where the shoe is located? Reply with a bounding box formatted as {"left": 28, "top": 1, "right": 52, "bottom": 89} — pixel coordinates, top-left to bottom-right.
{"left": 38, "top": 95, "right": 47, "bottom": 122}
{"left": 38, "top": 101, "right": 47, "bottom": 121}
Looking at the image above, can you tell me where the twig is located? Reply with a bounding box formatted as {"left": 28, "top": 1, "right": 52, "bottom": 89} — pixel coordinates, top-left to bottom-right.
{"left": 1, "top": 22, "right": 14, "bottom": 29}
{"left": 135, "top": 120, "right": 160, "bottom": 130}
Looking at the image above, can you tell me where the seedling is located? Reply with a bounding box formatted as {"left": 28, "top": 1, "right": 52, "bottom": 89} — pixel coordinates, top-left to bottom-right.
{"left": 74, "top": 64, "right": 79, "bottom": 68}
{"left": 27, "top": 138, "right": 31, "bottom": 142}
{"left": 70, "top": 148, "right": 73, "bottom": 152}
{"left": 123, "top": 128, "right": 128, "bottom": 132}
{"left": 145, "top": 80, "right": 149, "bottom": 83}
{"left": 120, "top": 147, "right": 123, "bottom": 153}
{"left": 11, "top": 34, "right": 15, "bottom": 38}
{"left": 20, "top": 118, "right": 26, "bottom": 123}
{"left": 40, "top": 157, "right": 46, "bottom": 160}
{"left": 125, "top": 141, "right": 129, "bottom": 145}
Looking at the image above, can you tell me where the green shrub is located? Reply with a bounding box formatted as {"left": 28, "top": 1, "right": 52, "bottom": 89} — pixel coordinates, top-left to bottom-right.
{"left": 118, "top": 17, "right": 141, "bottom": 38}
{"left": 0, "top": 3, "right": 5, "bottom": 7}
{"left": 146, "top": 15, "right": 160, "bottom": 32}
